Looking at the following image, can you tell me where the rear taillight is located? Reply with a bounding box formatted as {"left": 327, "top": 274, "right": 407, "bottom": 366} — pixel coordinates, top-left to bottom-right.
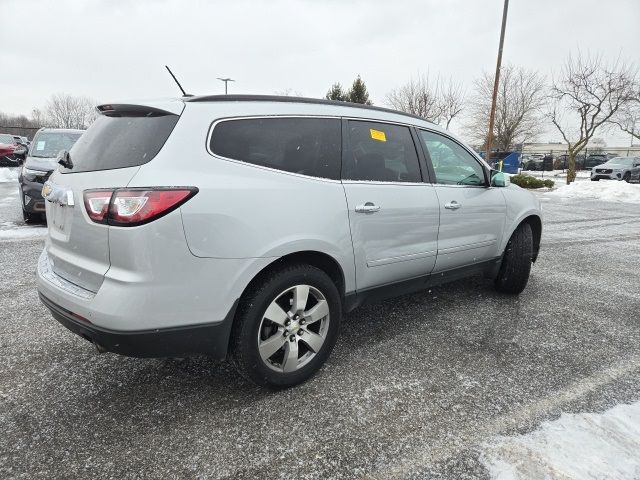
{"left": 83, "top": 187, "right": 198, "bottom": 226}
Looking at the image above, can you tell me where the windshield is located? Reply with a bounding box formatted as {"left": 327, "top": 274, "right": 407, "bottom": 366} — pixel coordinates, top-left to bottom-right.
{"left": 29, "top": 131, "right": 83, "bottom": 158}
{"left": 609, "top": 157, "right": 633, "bottom": 166}
{"left": 0, "top": 134, "right": 15, "bottom": 144}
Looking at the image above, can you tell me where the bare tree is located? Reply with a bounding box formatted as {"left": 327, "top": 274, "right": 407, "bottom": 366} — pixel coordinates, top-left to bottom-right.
{"left": 467, "top": 64, "right": 546, "bottom": 151}
{"left": 438, "top": 79, "right": 465, "bottom": 129}
{"left": 385, "top": 74, "right": 465, "bottom": 128}
{"left": 549, "top": 53, "right": 637, "bottom": 183}
{"left": 608, "top": 84, "right": 640, "bottom": 143}
{"left": 45, "top": 93, "right": 98, "bottom": 130}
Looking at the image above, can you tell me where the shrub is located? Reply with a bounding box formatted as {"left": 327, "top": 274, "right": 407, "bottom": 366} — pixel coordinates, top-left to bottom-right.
{"left": 510, "top": 174, "right": 554, "bottom": 189}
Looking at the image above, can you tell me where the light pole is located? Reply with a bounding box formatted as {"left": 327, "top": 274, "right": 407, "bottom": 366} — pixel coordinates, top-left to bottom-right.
{"left": 485, "top": 0, "right": 509, "bottom": 165}
{"left": 217, "top": 77, "right": 235, "bottom": 95}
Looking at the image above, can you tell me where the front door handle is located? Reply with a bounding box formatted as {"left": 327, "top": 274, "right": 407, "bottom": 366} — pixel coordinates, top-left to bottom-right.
{"left": 444, "top": 201, "right": 461, "bottom": 210}
{"left": 355, "top": 202, "right": 381, "bottom": 214}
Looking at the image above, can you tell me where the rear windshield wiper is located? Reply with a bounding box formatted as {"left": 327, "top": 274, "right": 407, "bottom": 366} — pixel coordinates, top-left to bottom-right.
{"left": 57, "top": 150, "right": 73, "bottom": 169}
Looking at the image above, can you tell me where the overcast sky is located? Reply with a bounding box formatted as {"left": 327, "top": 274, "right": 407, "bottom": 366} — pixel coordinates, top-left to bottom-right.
{"left": 1, "top": 0, "right": 638, "bottom": 144}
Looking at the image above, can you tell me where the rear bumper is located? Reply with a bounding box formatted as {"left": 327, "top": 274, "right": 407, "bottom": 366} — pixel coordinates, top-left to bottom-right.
{"left": 40, "top": 292, "right": 238, "bottom": 359}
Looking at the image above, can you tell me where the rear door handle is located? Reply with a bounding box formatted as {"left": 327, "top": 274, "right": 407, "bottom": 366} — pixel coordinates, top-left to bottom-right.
{"left": 355, "top": 202, "right": 381, "bottom": 214}
{"left": 444, "top": 201, "right": 461, "bottom": 210}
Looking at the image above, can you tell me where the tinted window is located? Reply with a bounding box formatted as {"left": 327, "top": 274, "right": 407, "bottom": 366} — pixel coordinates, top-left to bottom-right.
{"left": 63, "top": 113, "right": 179, "bottom": 173}
{"left": 343, "top": 121, "right": 421, "bottom": 182}
{"left": 30, "top": 131, "right": 82, "bottom": 158}
{"left": 419, "top": 130, "right": 486, "bottom": 186}
{"left": 210, "top": 117, "right": 341, "bottom": 180}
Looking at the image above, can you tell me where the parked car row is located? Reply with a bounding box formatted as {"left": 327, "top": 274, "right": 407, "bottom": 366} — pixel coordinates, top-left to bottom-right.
{"left": 520, "top": 153, "right": 637, "bottom": 176}
{"left": 0, "top": 133, "right": 29, "bottom": 166}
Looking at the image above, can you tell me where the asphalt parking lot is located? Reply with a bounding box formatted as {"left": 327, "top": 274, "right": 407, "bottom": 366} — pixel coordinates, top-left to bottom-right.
{"left": 1, "top": 174, "right": 639, "bottom": 479}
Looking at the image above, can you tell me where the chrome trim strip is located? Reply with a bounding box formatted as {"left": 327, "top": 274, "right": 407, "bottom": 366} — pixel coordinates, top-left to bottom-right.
{"left": 367, "top": 250, "right": 437, "bottom": 268}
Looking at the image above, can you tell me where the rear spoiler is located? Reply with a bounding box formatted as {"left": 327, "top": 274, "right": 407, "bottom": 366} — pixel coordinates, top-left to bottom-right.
{"left": 96, "top": 103, "right": 183, "bottom": 117}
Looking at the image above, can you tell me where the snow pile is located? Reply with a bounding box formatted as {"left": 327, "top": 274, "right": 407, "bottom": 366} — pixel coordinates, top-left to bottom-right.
{"left": 546, "top": 180, "right": 640, "bottom": 203}
{"left": 480, "top": 402, "right": 640, "bottom": 479}
{"left": 0, "top": 168, "right": 19, "bottom": 183}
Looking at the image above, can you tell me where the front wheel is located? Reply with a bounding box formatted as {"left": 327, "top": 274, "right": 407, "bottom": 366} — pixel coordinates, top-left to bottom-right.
{"left": 22, "top": 209, "right": 39, "bottom": 224}
{"left": 495, "top": 223, "right": 533, "bottom": 294}
{"left": 231, "top": 264, "right": 341, "bottom": 388}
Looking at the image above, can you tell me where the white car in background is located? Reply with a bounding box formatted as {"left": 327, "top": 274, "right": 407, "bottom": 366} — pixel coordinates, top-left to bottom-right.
{"left": 591, "top": 157, "right": 640, "bottom": 182}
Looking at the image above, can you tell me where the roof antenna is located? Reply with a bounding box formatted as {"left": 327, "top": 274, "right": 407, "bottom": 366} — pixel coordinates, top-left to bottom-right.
{"left": 165, "top": 65, "right": 191, "bottom": 97}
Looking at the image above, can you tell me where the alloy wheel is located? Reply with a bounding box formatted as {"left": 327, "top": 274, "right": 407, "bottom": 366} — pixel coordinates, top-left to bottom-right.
{"left": 257, "top": 284, "right": 330, "bottom": 373}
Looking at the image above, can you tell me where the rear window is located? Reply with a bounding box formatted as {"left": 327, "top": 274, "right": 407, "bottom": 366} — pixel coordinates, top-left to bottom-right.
{"left": 63, "top": 113, "right": 179, "bottom": 173}
{"left": 209, "top": 117, "right": 342, "bottom": 180}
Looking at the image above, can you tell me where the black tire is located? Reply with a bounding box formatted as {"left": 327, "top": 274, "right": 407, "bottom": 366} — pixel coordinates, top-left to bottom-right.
{"left": 623, "top": 172, "right": 631, "bottom": 183}
{"left": 22, "top": 209, "right": 38, "bottom": 224}
{"left": 591, "top": 178, "right": 599, "bottom": 181}
{"left": 494, "top": 223, "right": 533, "bottom": 294}
{"left": 230, "top": 264, "right": 341, "bottom": 389}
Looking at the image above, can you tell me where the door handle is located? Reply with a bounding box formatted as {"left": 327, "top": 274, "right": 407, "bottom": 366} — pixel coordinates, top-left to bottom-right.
{"left": 355, "top": 202, "right": 381, "bottom": 214}
{"left": 444, "top": 201, "right": 461, "bottom": 210}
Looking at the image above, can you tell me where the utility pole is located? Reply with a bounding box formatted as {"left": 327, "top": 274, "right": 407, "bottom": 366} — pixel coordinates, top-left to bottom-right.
{"left": 485, "top": 0, "right": 509, "bottom": 165}
{"left": 217, "top": 77, "right": 235, "bottom": 95}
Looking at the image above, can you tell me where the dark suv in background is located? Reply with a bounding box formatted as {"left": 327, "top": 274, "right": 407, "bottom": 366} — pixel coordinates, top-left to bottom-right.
{"left": 18, "top": 128, "right": 84, "bottom": 222}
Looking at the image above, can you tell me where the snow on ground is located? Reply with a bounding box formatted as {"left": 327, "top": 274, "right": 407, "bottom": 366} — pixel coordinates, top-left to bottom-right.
{"left": 480, "top": 401, "right": 640, "bottom": 480}
{"left": 546, "top": 180, "right": 640, "bottom": 203}
{"left": 0, "top": 167, "right": 19, "bottom": 183}
{"left": 0, "top": 221, "right": 46, "bottom": 240}
{"left": 521, "top": 169, "right": 591, "bottom": 179}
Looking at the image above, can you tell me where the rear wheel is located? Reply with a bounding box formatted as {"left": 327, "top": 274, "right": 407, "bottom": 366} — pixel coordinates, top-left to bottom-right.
{"left": 495, "top": 223, "right": 533, "bottom": 294}
{"left": 231, "top": 264, "right": 341, "bottom": 388}
{"left": 591, "top": 177, "right": 599, "bottom": 181}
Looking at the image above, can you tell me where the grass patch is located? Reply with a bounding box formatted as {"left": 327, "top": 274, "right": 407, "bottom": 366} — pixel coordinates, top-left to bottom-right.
{"left": 510, "top": 174, "right": 555, "bottom": 189}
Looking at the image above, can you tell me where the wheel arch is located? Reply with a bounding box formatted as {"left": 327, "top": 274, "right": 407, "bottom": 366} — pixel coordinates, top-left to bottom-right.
{"left": 238, "top": 250, "right": 347, "bottom": 305}
{"left": 511, "top": 214, "right": 542, "bottom": 262}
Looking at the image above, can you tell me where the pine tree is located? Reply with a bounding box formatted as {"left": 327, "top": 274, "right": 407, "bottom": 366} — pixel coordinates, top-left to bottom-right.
{"left": 325, "top": 83, "right": 346, "bottom": 101}
{"left": 347, "top": 75, "right": 372, "bottom": 105}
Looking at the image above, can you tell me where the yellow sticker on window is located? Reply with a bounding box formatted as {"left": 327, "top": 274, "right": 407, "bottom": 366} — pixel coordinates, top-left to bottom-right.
{"left": 370, "top": 129, "right": 387, "bottom": 142}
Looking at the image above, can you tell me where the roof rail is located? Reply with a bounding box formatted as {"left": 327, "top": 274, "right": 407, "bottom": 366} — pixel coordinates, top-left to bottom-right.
{"left": 184, "top": 94, "right": 432, "bottom": 123}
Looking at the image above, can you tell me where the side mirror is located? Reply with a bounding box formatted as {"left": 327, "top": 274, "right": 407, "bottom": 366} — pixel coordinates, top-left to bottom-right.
{"left": 490, "top": 170, "right": 510, "bottom": 187}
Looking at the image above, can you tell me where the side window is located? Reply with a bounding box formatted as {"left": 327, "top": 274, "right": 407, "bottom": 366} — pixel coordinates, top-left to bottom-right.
{"left": 419, "top": 130, "right": 486, "bottom": 186}
{"left": 210, "top": 117, "right": 341, "bottom": 180}
{"left": 343, "top": 120, "right": 421, "bottom": 183}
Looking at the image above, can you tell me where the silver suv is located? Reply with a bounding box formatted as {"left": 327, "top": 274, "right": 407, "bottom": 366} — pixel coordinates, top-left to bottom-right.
{"left": 590, "top": 156, "right": 640, "bottom": 182}
{"left": 37, "top": 95, "right": 542, "bottom": 388}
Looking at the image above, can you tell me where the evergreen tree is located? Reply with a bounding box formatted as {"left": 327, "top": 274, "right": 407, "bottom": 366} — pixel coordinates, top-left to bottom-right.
{"left": 347, "top": 75, "right": 372, "bottom": 105}
{"left": 325, "top": 83, "right": 347, "bottom": 101}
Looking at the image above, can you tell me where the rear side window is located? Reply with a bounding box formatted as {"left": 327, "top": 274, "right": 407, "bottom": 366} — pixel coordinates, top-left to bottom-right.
{"left": 210, "top": 117, "right": 341, "bottom": 180}
{"left": 343, "top": 120, "right": 421, "bottom": 183}
{"left": 64, "top": 113, "right": 179, "bottom": 173}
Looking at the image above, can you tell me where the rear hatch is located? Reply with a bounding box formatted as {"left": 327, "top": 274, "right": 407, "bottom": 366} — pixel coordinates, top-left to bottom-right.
{"left": 44, "top": 102, "right": 183, "bottom": 292}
